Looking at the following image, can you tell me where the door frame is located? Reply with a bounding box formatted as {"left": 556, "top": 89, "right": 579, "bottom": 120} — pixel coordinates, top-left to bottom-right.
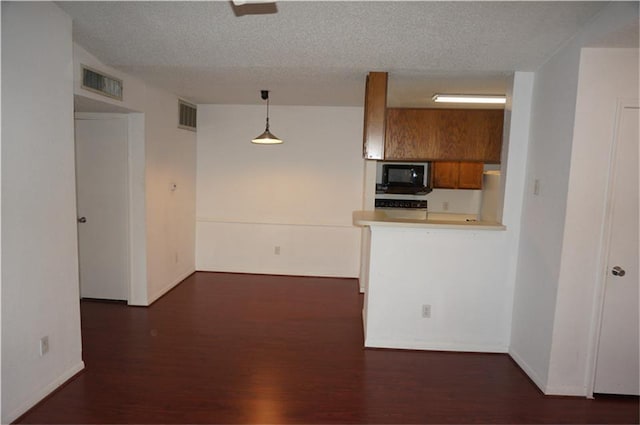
{"left": 585, "top": 99, "right": 639, "bottom": 397}
{"left": 74, "top": 112, "right": 148, "bottom": 305}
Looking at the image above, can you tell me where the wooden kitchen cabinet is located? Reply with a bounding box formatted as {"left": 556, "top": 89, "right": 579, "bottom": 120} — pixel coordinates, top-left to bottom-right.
{"left": 432, "top": 161, "right": 484, "bottom": 190}
{"left": 385, "top": 108, "right": 504, "bottom": 163}
{"left": 362, "top": 72, "right": 387, "bottom": 160}
{"left": 432, "top": 161, "right": 458, "bottom": 188}
{"left": 457, "top": 162, "right": 485, "bottom": 189}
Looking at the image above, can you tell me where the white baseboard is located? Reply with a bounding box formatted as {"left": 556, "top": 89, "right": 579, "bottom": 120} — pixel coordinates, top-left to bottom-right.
{"left": 365, "top": 338, "right": 508, "bottom": 354}
{"left": 508, "top": 347, "right": 548, "bottom": 393}
{"left": 147, "top": 268, "right": 195, "bottom": 305}
{"left": 3, "top": 360, "right": 85, "bottom": 424}
{"left": 544, "top": 384, "right": 587, "bottom": 397}
{"left": 361, "top": 309, "right": 367, "bottom": 340}
{"left": 195, "top": 265, "right": 357, "bottom": 279}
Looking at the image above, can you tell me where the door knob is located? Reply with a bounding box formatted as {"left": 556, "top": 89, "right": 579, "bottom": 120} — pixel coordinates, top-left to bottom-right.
{"left": 77, "top": 217, "right": 87, "bottom": 223}
{"left": 611, "top": 266, "right": 626, "bottom": 277}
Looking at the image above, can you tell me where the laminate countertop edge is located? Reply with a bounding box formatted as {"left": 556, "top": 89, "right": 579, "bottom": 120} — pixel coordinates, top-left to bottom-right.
{"left": 353, "top": 210, "right": 507, "bottom": 231}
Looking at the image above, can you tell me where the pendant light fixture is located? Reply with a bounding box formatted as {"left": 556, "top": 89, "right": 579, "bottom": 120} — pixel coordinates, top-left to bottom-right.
{"left": 251, "top": 90, "right": 283, "bottom": 144}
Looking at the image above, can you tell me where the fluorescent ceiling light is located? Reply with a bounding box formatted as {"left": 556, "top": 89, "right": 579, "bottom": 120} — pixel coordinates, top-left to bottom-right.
{"left": 432, "top": 94, "right": 506, "bottom": 104}
{"left": 232, "top": 0, "right": 275, "bottom": 5}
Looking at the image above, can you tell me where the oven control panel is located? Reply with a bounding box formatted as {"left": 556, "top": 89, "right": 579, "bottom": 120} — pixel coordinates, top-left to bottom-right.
{"left": 375, "top": 199, "right": 428, "bottom": 209}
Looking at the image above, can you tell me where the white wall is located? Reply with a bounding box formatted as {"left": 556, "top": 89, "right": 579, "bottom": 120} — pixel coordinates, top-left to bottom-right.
{"left": 548, "top": 48, "right": 638, "bottom": 395}
{"left": 365, "top": 226, "right": 511, "bottom": 352}
{"left": 500, "top": 71, "right": 534, "bottom": 356}
{"left": 509, "top": 39, "right": 578, "bottom": 391}
{"left": 144, "top": 86, "right": 197, "bottom": 303}
{"left": 73, "top": 45, "right": 147, "bottom": 112}
{"left": 1, "top": 3, "right": 84, "bottom": 422}
{"left": 127, "top": 113, "right": 149, "bottom": 304}
{"left": 73, "top": 45, "right": 197, "bottom": 305}
{"left": 0, "top": 2, "right": 3, "bottom": 413}
{"left": 426, "top": 189, "right": 482, "bottom": 214}
{"left": 509, "top": 1, "right": 639, "bottom": 395}
{"left": 196, "top": 105, "right": 364, "bottom": 277}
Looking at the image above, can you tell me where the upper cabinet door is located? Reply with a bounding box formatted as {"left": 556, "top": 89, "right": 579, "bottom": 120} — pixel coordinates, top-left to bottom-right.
{"left": 432, "top": 161, "right": 460, "bottom": 189}
{"left": 432, "top": 161, "right": 484, "bottom": 190}
{"left": 384, "top": 108, "right": 504, "bottom": 163}
{"left": 362, "top": 72, "right": 388, "bottom": 160}
{"left": 457, "top": 162, "right": 485, "bottom": 189}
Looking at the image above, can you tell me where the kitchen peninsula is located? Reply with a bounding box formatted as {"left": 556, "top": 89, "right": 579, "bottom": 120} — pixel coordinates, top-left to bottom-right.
{"left": 355, "top": 210, "right": 511, "bottom": 354}
{"left": 357, "top": 70, "right": 515, "bottom": 354}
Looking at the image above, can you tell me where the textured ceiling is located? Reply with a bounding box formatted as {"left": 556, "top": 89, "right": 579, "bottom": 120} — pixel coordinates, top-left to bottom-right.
{"left": 58, "top": 1, "right": 610, "bottom": 106}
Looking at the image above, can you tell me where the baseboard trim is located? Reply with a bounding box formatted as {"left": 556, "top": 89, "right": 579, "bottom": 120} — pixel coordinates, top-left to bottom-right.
{"left": 195, "top": 267, "right": 358, "bottom": 280}
{"left": 362, "top": 309, "right": 367, "bottom": 340}
{"left": 4, "top": 360, "right": 85, "bottom": 424}
{"left": 365, "top": 338, "right": 508, "bottom": 354}
{"left": 508, "top": 347, "right": 548, "bottom": 394}
{"left": 147, "top": 268, "right": 195, "bottom": 305}
{"left": 544, "top": 384, "right": 587, "bottom": 397}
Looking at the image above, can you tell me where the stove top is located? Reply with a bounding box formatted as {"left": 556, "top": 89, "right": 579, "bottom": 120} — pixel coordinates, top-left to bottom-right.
{"left": 375, "top": 198, "right": 428, "bottom": 209}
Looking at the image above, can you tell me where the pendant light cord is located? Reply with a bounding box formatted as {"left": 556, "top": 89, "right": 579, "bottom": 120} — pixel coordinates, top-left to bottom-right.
{"left": 265, "top": 96, "right": 270, "bottom": 131}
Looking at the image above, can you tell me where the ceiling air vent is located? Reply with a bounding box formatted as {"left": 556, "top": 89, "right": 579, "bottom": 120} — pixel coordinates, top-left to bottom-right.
{"left": 178, "top": 100, "right": 197, "bottom": 131}
{"left": 81, "top": 65, "right": 123, "bottom": 100}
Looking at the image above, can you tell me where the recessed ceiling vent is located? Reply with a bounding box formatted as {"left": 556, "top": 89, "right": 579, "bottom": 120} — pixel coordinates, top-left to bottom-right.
{"left": 81, "top": 65, "right": 123, "bottom": 100}
{"left": 178, "top": 100, "right": 197, "bottom": 131}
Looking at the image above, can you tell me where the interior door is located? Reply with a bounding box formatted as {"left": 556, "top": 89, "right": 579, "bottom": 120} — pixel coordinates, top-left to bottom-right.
{"left": 75, "top": 116, "right": 129, "bottom": 301}
{"left": 594, "top": 104, "right": 639, "bottom": 395}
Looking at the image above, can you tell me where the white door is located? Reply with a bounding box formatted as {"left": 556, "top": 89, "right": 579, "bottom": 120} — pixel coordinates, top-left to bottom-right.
{"left": 594, "top": 104, "right": 639, "bottom": 395}
{"left": 75, "top": 117, "right": 129, "bottom": 301}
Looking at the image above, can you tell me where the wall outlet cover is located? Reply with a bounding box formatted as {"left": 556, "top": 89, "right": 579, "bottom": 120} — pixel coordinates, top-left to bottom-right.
{"left": 40, "top": 336, "right": 49, "bottom": 356}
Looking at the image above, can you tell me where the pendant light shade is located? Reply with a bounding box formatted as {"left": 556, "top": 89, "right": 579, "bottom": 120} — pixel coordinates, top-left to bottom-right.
{"left": 252, "top": 129, "right": 282, "bottom": 144}
{"left": 252, "top": 90, "right": 283, "bottom": 144}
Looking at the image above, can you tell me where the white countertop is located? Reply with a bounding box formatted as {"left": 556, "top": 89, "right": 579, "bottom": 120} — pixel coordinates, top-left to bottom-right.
{"left": 353, "top": 210, "right": 506, "bottom": 230}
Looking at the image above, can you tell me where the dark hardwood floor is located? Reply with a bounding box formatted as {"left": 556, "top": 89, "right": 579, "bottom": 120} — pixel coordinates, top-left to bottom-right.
{"left": 17, "top": 272, "right": 639, "bottom": 424}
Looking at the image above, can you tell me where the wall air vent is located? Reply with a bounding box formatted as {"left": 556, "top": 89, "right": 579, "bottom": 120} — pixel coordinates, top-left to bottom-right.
{"left": 178, "top": 100, "right": 197, "bottom": 131}
{"left": 81, "top": 65, "right": 123, "bottom": 100}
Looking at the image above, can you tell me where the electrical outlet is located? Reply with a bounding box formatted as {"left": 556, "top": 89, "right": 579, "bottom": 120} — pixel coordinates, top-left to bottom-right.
{"left": 533, "top": 179, "right": 540, "bottom": 196}
{"left": 274, "top": 246, "right": 281, "bottom": 255}
{"left": 174, "top": 252, "right": 179, "bottom": 263}
{"left": 443, "top": 201, "right": 449, "bottom": 211}
{"left": 421, "top": 304, "right": 431, "bottom": 318}
{"left": 40, "top": 336, "right": 49, "bottom": 356}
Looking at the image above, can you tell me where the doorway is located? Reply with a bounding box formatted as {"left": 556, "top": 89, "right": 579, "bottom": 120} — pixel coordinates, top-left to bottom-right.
{"left": 593, "top": 102, "right": 639, "bottom": 396}
{"left": 75, "top": 114, "right": 130, "bottom": 301}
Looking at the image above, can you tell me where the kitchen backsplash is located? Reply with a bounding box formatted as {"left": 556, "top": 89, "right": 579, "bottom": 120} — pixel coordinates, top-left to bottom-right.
{"left": 426, "top": 189, "right": 483, "bottom": 214}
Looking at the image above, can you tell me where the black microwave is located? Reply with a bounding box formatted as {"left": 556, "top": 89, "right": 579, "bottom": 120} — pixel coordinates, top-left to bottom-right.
{"left": 382, "top": 163, "right": 429, "bottom": 188}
